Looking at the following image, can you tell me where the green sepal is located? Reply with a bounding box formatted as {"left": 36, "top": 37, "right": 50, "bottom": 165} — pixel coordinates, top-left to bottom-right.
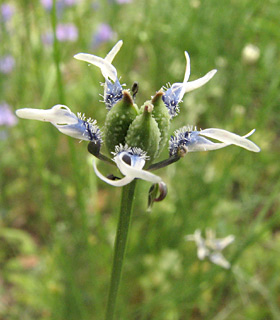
{"left": 104, "top": 90, "right": 139, "bottom": 154}
{"left": 151, "top": 90, "right": 170, "bottom": 156}
{"left": 125, "top": 102, "right": 161, "bottom": 164}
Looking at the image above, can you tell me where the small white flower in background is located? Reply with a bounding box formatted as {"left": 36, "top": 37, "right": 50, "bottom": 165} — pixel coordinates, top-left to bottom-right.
{"left": 242, "top": 44, "right": 260, "bottom": 65}
{"left": 190, "top": 0, "right": 201, "bottom": 8}
{"left": 185, "top": 229, "right": 235, "bottom": 269}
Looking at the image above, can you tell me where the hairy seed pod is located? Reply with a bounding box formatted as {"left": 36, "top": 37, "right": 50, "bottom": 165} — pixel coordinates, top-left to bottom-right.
{"left": 125, "top": 102, "right": 161, "bottom": 164}
{"left": 104, "top": 90, "right": 139, "bottom": 154}
{"left": 151, "top": 90, "right": 171, "bottom": 157}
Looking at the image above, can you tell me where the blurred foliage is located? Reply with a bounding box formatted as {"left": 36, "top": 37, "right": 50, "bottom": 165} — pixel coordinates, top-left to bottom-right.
{"left": 1, "top": 0, "right": 280, "bottom": 319}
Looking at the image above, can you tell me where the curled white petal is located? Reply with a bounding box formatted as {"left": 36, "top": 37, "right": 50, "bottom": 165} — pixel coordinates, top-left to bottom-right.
{"left": 115, "top": 152, "right": 162, "bottom": 184}
{"left": 105, "top": 40, "right": 123, "bottom": 63}
{"left": 184, "top": 69, "right": 217, "bottom": 93}
{"left": 93, "top": 151, "right": 162, "bottom": 187}
{"left": 74, "top": 53, "right": 117, "bottom": 82}
{"left": 93, "top": 159, "right": 134, "bottom": 187}
{"left": 186, "top": 139, "right": 228, "bottom": 153}
{"left": 16, "top": 105, "right": 78, "bottom": 125}
{"left": 179, "top": 51, "right": 216, "bottom": 100}
{"left": 183, "top": 51, "right": 191, "bottom": 84}
{"left": 199, "top": 128, "right": 260, "bottom": 152}
{"left": 74, "top": 40, "right": 123, "bottom": 82}
{"left": 53, "top": 122, "right": 89, "bottom": 141}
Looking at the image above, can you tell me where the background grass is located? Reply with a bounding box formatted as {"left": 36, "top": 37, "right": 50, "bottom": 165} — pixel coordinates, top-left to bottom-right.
{"left": 1, "top": 0, "right": 280, "bottom": 319}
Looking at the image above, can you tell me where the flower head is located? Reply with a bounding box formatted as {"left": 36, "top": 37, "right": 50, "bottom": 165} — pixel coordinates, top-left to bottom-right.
{"left": 186, "top": 229, "right": 235, "bottom": 269}
{"left": 162, "top": 51, "right": 217, "bottom": 118}
{"left": 93, "top": 144, "right": 161, "bottom": 187}
{"left": 16, "top": 41, "right": 260, "bottom": 197}
{"left": 169, "top": 126, "right": 260, "bottom": 156}
{"left": 16, "top": 105, "right": 101, "bottom": 143}
{"left": 75, "top": 40, "right": 123, "bottom": 109}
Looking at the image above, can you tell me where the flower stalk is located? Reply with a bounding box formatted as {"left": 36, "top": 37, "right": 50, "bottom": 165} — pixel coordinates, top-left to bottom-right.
{"left": 105, "top": 180, "right": 137, "bottom": 320}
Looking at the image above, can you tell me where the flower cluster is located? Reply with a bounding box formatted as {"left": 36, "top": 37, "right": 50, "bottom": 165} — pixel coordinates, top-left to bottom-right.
{"left": 16, "top": 41, "right": 260, "bottom": 199}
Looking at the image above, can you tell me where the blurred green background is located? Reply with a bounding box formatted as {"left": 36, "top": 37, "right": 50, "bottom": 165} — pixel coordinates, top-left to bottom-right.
{"left": 1, "top": 0, "right": 280, "bottom": 319}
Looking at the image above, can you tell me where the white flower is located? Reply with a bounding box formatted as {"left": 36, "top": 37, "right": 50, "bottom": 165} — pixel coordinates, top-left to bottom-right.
{"left": 185, "top": 229, "right": 235, "bottom": 269}
{"left": 169, "top": 126, "right": 260, "bottom": 156}
{"left": 74, "top": 40, "right": 123, "bottom": 82}
{"left": 16, "top": 105, "right": 101, "bottom": 142}
{"left": 93, "top": 145, "right": 162, "bottom": 187}
{"left": 162, "top": 51, "right": 217, "bottom": 117}
{"left": 242, "top": 44, "right": 260, "bottom": 65}
{"left": 74, "top": 40, "right": 124, "bottom": 110}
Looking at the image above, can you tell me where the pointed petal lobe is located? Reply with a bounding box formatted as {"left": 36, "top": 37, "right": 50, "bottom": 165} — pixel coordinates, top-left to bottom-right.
{"left": 199, "top": 128, "right": 260, "bottom": 152}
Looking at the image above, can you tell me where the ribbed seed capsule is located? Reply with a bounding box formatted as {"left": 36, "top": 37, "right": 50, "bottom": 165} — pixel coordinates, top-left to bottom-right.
{"left": 151, "top": 90, "right": 171, "bottom": 156}
{"left": 104, "top": 90, "right": 139, "bottom": 154}
{"left": 125, "top": 102, "right": 161, "bottom": 164}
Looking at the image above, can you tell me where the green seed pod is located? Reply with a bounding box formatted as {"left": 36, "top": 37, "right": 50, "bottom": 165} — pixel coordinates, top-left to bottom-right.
{"left": 125, "top": 102, "right": 161, "bottom": 163}
{"left": 104, "top": 90, "right": 139, "bottom": 154}
{"left": 151, "top": 90, "right": 171, "bottom": 156}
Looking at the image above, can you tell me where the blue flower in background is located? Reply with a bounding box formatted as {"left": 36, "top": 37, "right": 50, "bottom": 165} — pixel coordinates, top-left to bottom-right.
{"left": 1, "top": 3, "right": 15, "bottom": 23}
{"left": 0, "top": 55, "right": 15, "bottom": 74}
{"left": 41, "top": 23, "right": 79, "bottom": 44}
{"left": 92, "top": 23, "right": 115, "bottom": 48}
{"left": 41, "top": 0, "right": 77, "bottom": 10}
{"left": 56, "top": 23, "right": 78, "bottom": 42}
{"left": 0, "top": 102, "right": 18, "bottom": 127}
{"left": 115, "top": 0, "right": 133, "bottom": 4}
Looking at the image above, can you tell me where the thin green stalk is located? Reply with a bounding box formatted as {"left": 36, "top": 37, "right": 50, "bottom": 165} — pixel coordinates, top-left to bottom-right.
{"left": 105, "top": 180, "right": 137, "bottom": 320}
{"left": 51, "top": 0, "right": 65, "bottom": 104}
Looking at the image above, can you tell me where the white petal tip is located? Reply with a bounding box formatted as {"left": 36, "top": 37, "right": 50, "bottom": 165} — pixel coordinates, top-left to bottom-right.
{"left": 15, "top": 108, "right": 40, "bottom": 120}
{"left": 210, "top": 69, "right": 218, "bottom": 75}
{"left": 15, "top": 109, "right": 26, "bottom": 118}
{"left": 184, "top": 51, "right": 190, "bottom": 59}
{"left": 251, "top": 145, "right": 261, "bottom": 153}
{"left": 73, "top": 53, "right": 87, "bottom": 61}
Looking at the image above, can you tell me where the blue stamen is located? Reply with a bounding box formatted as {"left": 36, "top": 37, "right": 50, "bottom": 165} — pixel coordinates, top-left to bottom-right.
{"left": 104, "top": 79, "right": 123, "bottom": 110}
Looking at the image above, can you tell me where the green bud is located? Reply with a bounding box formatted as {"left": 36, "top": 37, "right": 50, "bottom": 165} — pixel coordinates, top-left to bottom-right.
{"left": 104, "top": 90, "right": 139, "bottom": 154}
{"left": 125, "top": 102, "right": 161, "bottom": 163}
{"left": 151, "top": 90, "right": 171, "bottom": 156}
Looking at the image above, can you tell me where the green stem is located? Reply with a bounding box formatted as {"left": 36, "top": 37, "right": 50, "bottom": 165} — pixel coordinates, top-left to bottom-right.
{"left": 105, "top": 180, "right": 137, "bottom": 320}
